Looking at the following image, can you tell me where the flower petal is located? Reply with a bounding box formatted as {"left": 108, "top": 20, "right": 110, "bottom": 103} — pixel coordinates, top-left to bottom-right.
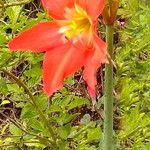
{"left": 42, "top": 0, "right": 74, "bottom": 19}
{"left": 9, "top": 22, "right": 66, "bottom": 52}
{"left": 76, "top": 0, "right": 104, "bottom": 20}
{"left": 83, "top": 35, "right": 107, "bottom": 97}
{"left": 83, "top": 53, "right": 101, "bottom": 97}
{"left": 43, "top": 42, "right": 88, "bottom": 96}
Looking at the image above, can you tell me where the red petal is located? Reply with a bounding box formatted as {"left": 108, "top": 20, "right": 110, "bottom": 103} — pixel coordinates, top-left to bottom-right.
{"left": 76, "top": 0, "right": 104, "bottom": 20}
{"left": 83, "top": 35, "right": 107, "bottom": 97}
{"left": 42, "top": 0, "right": 74, "bottom": 19}
{"left": 9, "top": 22, "right": 66, "bottom": 52}
{"left": 43, "top": 42, "right": 88, "bottom": 96}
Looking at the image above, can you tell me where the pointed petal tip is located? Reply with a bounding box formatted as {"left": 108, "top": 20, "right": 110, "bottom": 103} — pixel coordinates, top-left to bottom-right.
{"left": 8, "top": 22, "right": 64, "bottom": 53}
{"left": 8, "top": 39, "right": 32, "bottom": 52}
{"left": 88, "top": 86, "right": 96, "bottom": 98}
{"left": 8, "top": 41, "right": 21, "bottom": 52}
{"left": 43, "top": 82, "right": 63, "bottom": 97}
{"left": 8, "top": 40, "right": 16, "bottom": 51}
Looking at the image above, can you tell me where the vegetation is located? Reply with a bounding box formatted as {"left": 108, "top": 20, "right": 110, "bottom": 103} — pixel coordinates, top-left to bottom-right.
{"left": 0, "top": 0, "right": 150, "bottom": 149}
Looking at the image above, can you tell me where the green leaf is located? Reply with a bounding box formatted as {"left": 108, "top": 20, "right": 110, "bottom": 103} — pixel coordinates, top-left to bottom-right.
{"left": 6, "top": 147, "right": 18, "bottom": 150}
{"left": 7, "top": 84, "right": 24, "bottom": 94}
{"left": 0, "top": 100, "right": 10, "bottom": 106}
{"left": 6, "top": 1, "right": 22, "bottom": 24}
{"left": 21, "top": 103, "right": 37, "bottom": 119}
{"left": 68, "top": 97, "right": 89, "bottom": 110}
{"left": 28, "top": 118, "right": 44, "bottom": 132}
{"left": 87, "top": 128, "right": 102, "bottom": 141}
{"left": 1, "top": 123, "right": 9, "bottom": 135}
{"left": 48, "top": 105, "right": 62, "bottom": 113}
{"left": 51, "top": 113, "right": 79, "bottom": 126}
{"left": 0, "top": 78, "right": 8, "bottom": 93}
{"left": 58, "top": 124, "right": 71, "bottom": 139}
{"left": 0, "top": 33, "right": 7, "bottom": 44}
{"left": 9, "top": 123, "right": 23, "bottom": 136}
{"left": 64, "top": 76, "right": 74, "bottom": 85}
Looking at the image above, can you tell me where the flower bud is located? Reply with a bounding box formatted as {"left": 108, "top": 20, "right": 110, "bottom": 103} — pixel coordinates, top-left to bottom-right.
{"left": 102, "top": 0, "right": 119, "bottom": 25}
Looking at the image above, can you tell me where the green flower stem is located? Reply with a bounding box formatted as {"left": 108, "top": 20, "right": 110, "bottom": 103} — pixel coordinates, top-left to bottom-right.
{"left": 0, "top": 68, "right": 56, "bottom": 144}
{"left": 103, "top": 25, "right": 114, "bottom": 150}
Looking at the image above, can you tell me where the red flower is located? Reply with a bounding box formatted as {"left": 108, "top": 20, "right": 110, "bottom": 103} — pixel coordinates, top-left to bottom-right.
{"left": 8, "top": 0, "right": 107, "bottom": 97}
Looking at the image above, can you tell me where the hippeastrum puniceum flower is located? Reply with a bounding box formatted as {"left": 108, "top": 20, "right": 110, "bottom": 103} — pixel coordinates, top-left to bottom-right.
{"left": 8, "top": 0, "right": 107, "bottom": 97}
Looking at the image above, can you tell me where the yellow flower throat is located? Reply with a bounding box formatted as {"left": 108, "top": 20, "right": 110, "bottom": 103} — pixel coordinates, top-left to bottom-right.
{"left": 59, "top": 4, "right": 92, "bottom": 39}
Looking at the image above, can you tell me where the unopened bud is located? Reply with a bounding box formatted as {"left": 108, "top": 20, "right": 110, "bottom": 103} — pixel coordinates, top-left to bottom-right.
{"left": 102, "top": 0, "right": 119, "bottom": 25}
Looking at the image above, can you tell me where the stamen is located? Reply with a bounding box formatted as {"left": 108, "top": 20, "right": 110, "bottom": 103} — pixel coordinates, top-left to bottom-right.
{"left": 59, "top": 4, "right": 92, "bottom": 40}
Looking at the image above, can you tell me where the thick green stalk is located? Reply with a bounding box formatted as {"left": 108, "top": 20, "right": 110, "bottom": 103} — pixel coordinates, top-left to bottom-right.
{"left": 103, "top": 25, "right": 114, "bottom": 150}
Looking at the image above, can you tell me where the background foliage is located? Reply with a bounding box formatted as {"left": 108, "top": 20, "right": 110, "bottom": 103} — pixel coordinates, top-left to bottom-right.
{"left": 0, "top": 0, "right": 150, "bottom": 149}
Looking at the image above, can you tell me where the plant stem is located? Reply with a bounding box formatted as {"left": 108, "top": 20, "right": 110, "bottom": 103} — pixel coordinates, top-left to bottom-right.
{"left": 0, "top": 68, "right": 56, "bottom": 144}
{"left": 103, "top": 25, "right": 114, "bottom": 150}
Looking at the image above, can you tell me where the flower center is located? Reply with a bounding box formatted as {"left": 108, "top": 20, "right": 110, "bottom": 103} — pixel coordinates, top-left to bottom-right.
{"left": 59, "top": 4, "right": 92, "bottom": 39}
